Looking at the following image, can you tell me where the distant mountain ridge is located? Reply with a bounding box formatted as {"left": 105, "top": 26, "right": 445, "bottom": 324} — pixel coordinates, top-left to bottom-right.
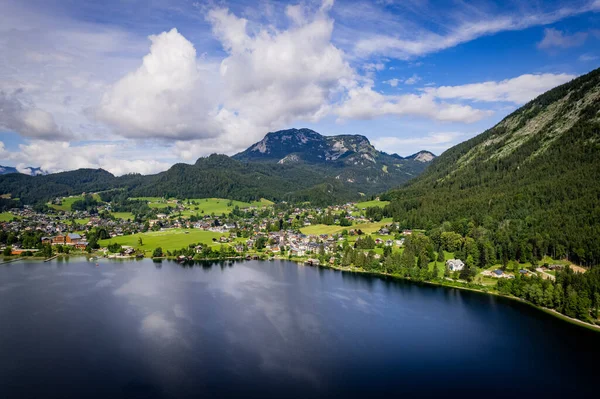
{"left": 0, "top": 165, "right": 47, "bottom": 176}
{"left": 0, "top": 129, "right": 435, "bottom": 206}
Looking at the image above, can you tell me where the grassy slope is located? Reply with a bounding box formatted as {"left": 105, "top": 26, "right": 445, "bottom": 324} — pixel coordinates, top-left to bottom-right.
{"left": 49, "top": 193, "right": 102, "bottom": 211}
{"left": 355, "top": 199, "right": 390, "bottom": 209}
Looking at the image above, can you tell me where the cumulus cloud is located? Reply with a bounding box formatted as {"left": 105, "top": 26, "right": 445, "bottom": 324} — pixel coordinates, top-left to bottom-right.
{"left": 537, "top": 28, "right": 588, "bottom": 49}
{"left": 96, "top": 28, "right": 222, "bottom": 140}
{"left": 383, "top": 78, "right": 400, "bottom": 87}
{"left": 207, "top": 5, "right": 354, "bottom": 132}
{"left": 0, "top": 92, "right": 72, "bottom": 140}
{"left": 423, "top": 73, "right": 575, "bottom": 104}
{"left": 335, "top": 85, "right": 491, "bottom": 123}
{"left": 95, "top": 3, "right": 356, "bottom": 157}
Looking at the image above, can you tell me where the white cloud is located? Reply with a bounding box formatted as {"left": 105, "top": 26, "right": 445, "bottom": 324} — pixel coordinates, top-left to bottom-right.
{"left": 96, "top": 28, "right": 223, "bottom": 140}
{"left": 537, "top": 28, "right": 588, "bottom": 49}
{"left": 404, "top": 74, "right": 420, "bottom": 85}
{"left": 352, "top": 3, "right": 600, "bottom": 59}
{"left": 93, "top": 3, "right": 356, "bottom": 159}
{"left": 207, "top": 6, "right": 354, "bottom": 129}
{"left": 372, "top": 132, "right": 466, "bottom": 156}
{"left": 363, "top": 63, "right": 385, "bottom": 72}
{"left": 423, "top": 73, "right": 575, "bottom": 104}
{"left": 0, "top": 92, "right": 72, "bottom": 140}
{"left": 384, "top": 78, "right": 400, "bottom": 87}
{"left": 0, "top": 140, "right": 171, "bottom": 176}
{"left": 335, "top": 85, "right": 491, "bottom": 123}
{"left": 579, "top": 53, "right": 599, "bottom": 61}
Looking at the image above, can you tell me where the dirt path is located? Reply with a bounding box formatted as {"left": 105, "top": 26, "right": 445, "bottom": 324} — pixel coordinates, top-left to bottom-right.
{"left": 536, "top": 268, "right": 556, "bottom": 281}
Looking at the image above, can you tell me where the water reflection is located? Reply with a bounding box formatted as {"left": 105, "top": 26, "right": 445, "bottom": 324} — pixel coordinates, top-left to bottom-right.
{"left": 0, "top": 258, "right": 598, "bottom": 399}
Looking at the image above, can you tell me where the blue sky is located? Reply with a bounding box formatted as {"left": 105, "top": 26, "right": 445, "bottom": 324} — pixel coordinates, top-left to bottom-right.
{"left": 0, "top": 0, "right": 598, "bottom": 174}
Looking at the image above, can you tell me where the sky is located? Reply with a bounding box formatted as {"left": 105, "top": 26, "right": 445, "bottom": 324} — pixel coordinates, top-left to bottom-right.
{"left": 0, "top": 0, "right": 599, "bottom": 175}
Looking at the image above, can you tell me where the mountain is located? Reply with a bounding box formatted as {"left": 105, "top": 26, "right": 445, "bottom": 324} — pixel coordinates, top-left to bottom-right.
{"left": 0, "top": 165, "right": 47, "bottom": 176}
{"left": 0, "top": 130, "right": 435, "bottom": 206}
{"left": 0, "top": 166, "right": 18, "bottom": 175}
{"left": 234, "top": 128, "right": 381, "bottom": 164}
{"left": 234, "top": 128, "right": 434, "bottom": 166}
{"left": 383, "top": 67, "right": 600, "bottom": 266}
{"left": 404, "top": 151, "right": 436, "bottom": 163}
{"left": 233, "top": 128, "right": 434, "bottom": 193}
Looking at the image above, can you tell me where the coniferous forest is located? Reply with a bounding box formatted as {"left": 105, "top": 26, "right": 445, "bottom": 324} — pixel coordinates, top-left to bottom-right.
{"left": 382, "top": 67, "right": 600, "bottom": 267}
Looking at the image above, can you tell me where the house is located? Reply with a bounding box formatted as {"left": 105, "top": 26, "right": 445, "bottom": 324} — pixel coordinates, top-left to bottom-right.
{"left": 74, "top": 242, "right": 88, "bottom": 250}
{"left": 41, "top": 237, "right": 52, "bottom": 245}
{"left": 375, "top": 238, "right": 383, "bottom": 245}
{"left": 66, "top": 233, "right": 82, "bottom": 244}
{"left": 52, "top": 235, "right": 66, "bottom": 245}
{"left": 493, "top": 269, "right": 504, "bottom": 276}
{"left": 446, "top": 259, "right": 464, "bottom": 271}
{"left": 385, "top": 240, "right": 393, "bottom": 247}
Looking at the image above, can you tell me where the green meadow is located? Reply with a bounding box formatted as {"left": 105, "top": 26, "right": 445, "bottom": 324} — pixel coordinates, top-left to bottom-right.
{"left": 111, "top": 212, "right": 136, "bottom": 221}
{"left": 98, "top": 228, "right": 224, "bottom": 253}
{"left": 49, "top": 193, "right": 102, "bottom": 211}
{"left": 300, "top": 218, "right": 394, "bottom": 236}
{"left": 355, "top": 199, "right": 390, "bottom": 209}
{"left": 133, "top": 197, "right": 274, "bottom": 218}
{"left": 0, "top": 212, "right": 18, "bottom": 222}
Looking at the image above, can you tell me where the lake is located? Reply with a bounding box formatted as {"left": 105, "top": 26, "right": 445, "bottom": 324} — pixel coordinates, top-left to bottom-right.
{"left": 0, "top": 258, "right": 598, "bottom": 398}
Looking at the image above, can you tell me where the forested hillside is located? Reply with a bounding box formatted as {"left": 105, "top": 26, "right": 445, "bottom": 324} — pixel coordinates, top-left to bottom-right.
{"left": 382, "top": 67, "right": 600, "bottom": 266}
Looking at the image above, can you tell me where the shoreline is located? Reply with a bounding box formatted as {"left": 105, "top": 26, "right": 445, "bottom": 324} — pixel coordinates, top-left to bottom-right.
{"left": 4, "top": 253, "right": 599, "bottom": 332}
{"left": 298, "top": 259, "right": 600, "bottom": 333}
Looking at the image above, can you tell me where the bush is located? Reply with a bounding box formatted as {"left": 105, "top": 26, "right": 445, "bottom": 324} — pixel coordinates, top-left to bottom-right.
{"left": 152, "top": 247, "right": 163, "bottom": 258}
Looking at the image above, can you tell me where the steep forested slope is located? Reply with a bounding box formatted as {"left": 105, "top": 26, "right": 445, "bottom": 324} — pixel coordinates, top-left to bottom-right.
{"left": 383, "top": 67, "right": 600, "bottom": 265}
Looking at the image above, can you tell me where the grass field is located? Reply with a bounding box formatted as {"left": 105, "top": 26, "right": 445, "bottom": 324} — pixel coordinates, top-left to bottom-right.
{"left": 183, "top": 198, "right": 272, "bottom": 214}
{"left": 355, "top": 199, "right": 390, "bottom": 209}
{"left": 98, "top": 228, "right": 224, "bottom": 253}
{"left": 132, "top": 197, "right": 273, "bottom": 218}
{"left": 300, "top": 218, "right": 394, "bottom": 236}
{"left": 0, "top": 212, "right": 18, "bottom": 222}
{"left": 111, "top": 212, "right": 135, "bottom": 221}
{"left": 49, "top": 193, "right": 102, "bottom": 211}
{"left": 428, "top": 251, "right": 454, "bottom": 277}
{"left": 129, "top": 197, "right": 165, "bottom": 202}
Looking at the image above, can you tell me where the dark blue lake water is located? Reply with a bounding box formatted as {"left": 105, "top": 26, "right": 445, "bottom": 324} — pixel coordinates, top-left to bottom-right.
{"left": 0, "top": 258, "right": 597, "bottom": 398}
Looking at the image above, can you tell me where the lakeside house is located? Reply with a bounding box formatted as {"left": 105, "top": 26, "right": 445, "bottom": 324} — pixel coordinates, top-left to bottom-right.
{"left": 446, "top": 259, "right": 464, "bottom": 272}
{"left": 41, "top": 233, "right": 87, "bottom": 249}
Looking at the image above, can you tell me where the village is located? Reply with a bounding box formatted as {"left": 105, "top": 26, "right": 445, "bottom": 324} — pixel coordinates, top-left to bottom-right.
{"left": 0, "top": 195, "right": 573, "bottom": 286}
